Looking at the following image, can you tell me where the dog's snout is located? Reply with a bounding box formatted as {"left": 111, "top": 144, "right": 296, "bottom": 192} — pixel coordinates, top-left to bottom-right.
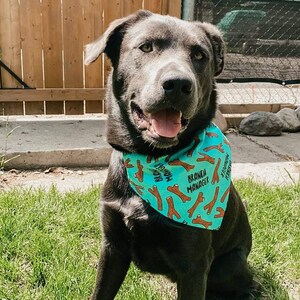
{"left": 162, "top": 77, "right": 193, "bottom": 96}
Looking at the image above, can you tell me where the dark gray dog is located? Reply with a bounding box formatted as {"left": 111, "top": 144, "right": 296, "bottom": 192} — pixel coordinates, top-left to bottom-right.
{"left": 85, "top": 10, "right": 255, "bottom": 300}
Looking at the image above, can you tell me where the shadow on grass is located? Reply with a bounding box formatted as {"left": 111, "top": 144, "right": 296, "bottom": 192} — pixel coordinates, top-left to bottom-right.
{"left": 207, "top": 268, "right": 291, "bottom": 300}
{"left": 250, "top": 267, "right": 291, "bottom": 300}
{"left": 206, "top": 266, "right": 291, "bottom": 300}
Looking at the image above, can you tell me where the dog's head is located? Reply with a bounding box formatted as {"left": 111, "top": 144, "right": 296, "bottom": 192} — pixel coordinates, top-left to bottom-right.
{"left": 85, "top": 10, "right": 224, "bottom": 154}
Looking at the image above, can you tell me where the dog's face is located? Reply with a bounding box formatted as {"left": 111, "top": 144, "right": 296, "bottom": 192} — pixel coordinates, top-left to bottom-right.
{"left": 85, "top": 10, "right": 224, "bottom": 153}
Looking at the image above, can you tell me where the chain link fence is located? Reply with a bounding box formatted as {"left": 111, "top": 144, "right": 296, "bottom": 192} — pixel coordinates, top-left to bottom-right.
{"left": 183, "top": 0, "right": 300, "bottom": 105}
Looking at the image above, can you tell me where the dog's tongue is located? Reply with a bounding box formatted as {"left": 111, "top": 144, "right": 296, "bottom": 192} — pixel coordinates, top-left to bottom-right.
{"left": 151, "top": 109, "right": 182, "bottom": 138}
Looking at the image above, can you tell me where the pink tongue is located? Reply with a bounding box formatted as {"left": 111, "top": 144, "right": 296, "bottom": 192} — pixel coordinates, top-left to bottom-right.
{"left": 151, "top": 109, "right": 182, "bottom": 138}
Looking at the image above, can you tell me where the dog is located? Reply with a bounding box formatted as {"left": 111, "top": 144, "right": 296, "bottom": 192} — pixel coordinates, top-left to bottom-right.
{"left": 85, "top": 10, "right": 255, "bottom": 300}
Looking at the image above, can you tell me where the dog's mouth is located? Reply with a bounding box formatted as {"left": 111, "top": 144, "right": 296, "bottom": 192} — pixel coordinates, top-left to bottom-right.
{"left": 131, "top": 102, "right": 189, "bottom": 142}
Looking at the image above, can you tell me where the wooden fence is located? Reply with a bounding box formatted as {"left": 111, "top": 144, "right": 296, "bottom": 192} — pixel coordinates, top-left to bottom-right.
{"left": 0, "top": 0, "right": 181, "bottom": 115}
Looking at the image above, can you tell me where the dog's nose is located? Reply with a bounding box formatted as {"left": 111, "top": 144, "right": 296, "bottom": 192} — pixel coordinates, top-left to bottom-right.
{"left": 162, "top": 78, "right": 193, "bottom": 96}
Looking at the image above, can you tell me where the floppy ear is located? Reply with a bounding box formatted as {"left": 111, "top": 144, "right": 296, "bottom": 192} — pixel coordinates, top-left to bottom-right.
{"left": 200, "top": 22, "right": 225, "bottom": 77}
{"left": 84, "top": 10, "right": 152, "bottom": 65}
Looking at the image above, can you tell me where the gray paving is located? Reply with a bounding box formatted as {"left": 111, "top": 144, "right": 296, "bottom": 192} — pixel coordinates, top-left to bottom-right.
{"left": 0, "top": 116, "right": 110, "bottom": 169}
{"left": 0, "top": 115, "right": 299, "bottom": 185}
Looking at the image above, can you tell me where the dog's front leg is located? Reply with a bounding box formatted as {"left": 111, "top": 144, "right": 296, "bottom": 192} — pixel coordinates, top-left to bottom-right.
{"left": 91, "top": 243, "right": 131, "bottom": 300}
{"left": 177, "top": 255, "right": 213, "bottom": 300}
{"left": 177, "top": 273, "right": 207, "bottom": 300}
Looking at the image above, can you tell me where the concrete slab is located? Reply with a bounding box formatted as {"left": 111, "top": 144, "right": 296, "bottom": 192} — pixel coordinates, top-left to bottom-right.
{"left": 227, "top": 133, "right": 282, "bottom": 163}
{"left": 247, "top": 133, "right": 300, "bottom": 161}
{"left": 227, "top": 132, "right": 300, "bottom": 163}
{"left": 0, "top": 116, "right": 299, "bottom": 186}
{"left": 0, "top": 115, "right": 112, "bottom": 168}
{"left": 1, "top": 115, "right": 107, "bottom": 152}
{"left": 1, "top": 161, "right": 298, "bottom": 192}
{"left": 232, "top": 162, "right": 300, "bottom": 185}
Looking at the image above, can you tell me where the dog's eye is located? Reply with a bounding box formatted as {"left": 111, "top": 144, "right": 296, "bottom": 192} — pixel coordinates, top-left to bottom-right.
{"left": 139, "top": 43, "right": 153, "bottom": 53}
{"left": 192, "top": 50, "right": 205, "bottom": 60}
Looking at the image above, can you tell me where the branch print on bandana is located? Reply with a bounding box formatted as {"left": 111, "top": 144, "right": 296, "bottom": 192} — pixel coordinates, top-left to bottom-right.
{"left": 123, "top": 123, "right": 232, "bottom": 230}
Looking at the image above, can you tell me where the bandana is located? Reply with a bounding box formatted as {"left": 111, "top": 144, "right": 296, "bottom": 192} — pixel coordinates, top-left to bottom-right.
{"left": 123, "top": 123, "right": 232, "bottom": 230}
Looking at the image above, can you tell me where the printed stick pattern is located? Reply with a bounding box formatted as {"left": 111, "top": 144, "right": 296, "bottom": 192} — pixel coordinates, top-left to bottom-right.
{"left": 215, "top": 207, "right": 225, "bottom": 218}
{"left": 128, "top": 180, "right": 144, "bottom": 195}
{"left": 220, "top": 186, "right": 230, "bottom": 203}
{"left": 134, "top": 160, "right": 144, "bottom": 182}
{"left": 168, "top": 159, "right": 195, "bottom": 171}
{"left": 192, "top": 215, "right": 212, "bottom": 228}
{"left": 188, "top": 192, "right": 204, "bottom": 217}
{"left": 204, "top": 186, "right": 220, "bottom": 214}
{"left": 186, "top": 136, "right": 200, "bottom": 157}
{"left": 148, "top": 186, "right": 163, "bottom": 211}
{"left": 204, "top": 143, "right": 224, "bottom": 153}
{"left": 124, "top": 158, "right": 134, "bottom": 168}
{"left": 196, "top": 153, "right": 215, "bottom": 164}
{"left": 212, "top": 158, "right": 221, "bottom": 184}
{"left": 206, "top": 132, "right": 218, "bottom": 138}
{"left": 167, "top": 184, "right": 191, "bottom": 202}
{"left": 166, "top": 197, "right": 181, "bottom": 220}
{"left": 124, "top": 124, "right": 231, "bottom": 229}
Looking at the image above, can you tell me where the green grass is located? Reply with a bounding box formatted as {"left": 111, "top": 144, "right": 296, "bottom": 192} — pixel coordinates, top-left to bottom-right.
{"left": 236, "top": 180, "right": 300, "bottom": 300}
{"left": 0, "top": 181, "right": 299, "bottom": 299}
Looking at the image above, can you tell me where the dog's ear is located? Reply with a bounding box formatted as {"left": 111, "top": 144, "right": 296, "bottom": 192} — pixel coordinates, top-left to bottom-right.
{"left": 85, "top": 10, "right": 152, "bottom": 65}
{"left": 199, "top": 23, "right": 225, "bottom": 77}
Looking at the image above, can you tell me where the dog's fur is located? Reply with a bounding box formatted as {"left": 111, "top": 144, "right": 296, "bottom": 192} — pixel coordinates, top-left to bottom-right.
{"left": 85, "top": 10, "right": 254, "bottom": 300}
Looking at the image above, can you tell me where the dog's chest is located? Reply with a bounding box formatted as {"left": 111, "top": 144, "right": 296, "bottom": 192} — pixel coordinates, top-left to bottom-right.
{"left": 120, "top": 197, "right": 211, "bottom": 276}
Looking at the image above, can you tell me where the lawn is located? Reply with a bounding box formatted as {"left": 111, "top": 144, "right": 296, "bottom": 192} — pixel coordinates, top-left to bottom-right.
{"left": 0, "top": 180, "right": 299, "bottom": 300}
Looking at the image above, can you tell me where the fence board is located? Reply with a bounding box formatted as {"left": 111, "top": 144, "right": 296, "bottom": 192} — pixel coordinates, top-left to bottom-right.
{"left": 0, "top": 88, "right": 106, "bottom": 102}
{"left": 123, "top": 0, "right": 143, "bottom": 16}
{"left": 83, "top": 0, "right": 104, "bottom": 113}
{"left": 144, "top": 0, "right": 162, "bottom": 14}
{"left": 102, "top": 0, "right": 123, "bottom": 97}
{"left": 0, "top": 0, "right": 22, "bottom": 88}
{"left": 220, "top": 103, "right": 296, "bottom": 128}
{"left": 0, "top": 0, "right": 182, "bottom": 116}
{"left": 20, "top": 0, "right": 44, "bottom": 115}
{"left": 63, "top": 0, "right": 84, "bottom": 114}
{"left": 163, "top": 0, "right": 182, "bottom": 17}
{"left": 219, "top": 103, "right": 296, "bottom": 114}
{"left": 0, "top": 0, "right": 23, "bottom": 115}
{"left": 42, "top": 0, "right": 64, "bottom": 114}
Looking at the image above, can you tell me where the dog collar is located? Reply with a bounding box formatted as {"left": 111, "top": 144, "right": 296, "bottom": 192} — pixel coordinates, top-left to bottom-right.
{"left": 123, "top": 123, "right": 232, "bottom": 230}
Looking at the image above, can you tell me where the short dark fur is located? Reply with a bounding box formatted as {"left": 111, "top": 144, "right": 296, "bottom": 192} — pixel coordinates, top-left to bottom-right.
{"left": 85, "top": 10, "right": 255, "bottom": 300}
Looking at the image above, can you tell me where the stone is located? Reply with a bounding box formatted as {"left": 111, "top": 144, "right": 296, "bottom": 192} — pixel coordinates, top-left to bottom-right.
{"left": 276, "top": 108, "right": 300, "bottom": 132}
{"left": 213, "top": 109, "right": 228, "bottom": 133}
{"left": 295, "top": 106, "right": 300, "bottom": 121}
{"left": 239, "top": 111, "right": 283, "bottom": 136}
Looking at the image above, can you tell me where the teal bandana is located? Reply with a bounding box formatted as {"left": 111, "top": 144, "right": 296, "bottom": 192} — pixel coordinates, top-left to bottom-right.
{"left": 123, "top": 123, "right": 232, "bottom": 230}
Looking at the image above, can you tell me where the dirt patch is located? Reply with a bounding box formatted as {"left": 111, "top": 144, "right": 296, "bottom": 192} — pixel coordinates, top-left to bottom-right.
{"left": 0, "top": 167, "right": 108, "bottom": 192}
{"left": 1, "top": 160, "right": 299, "bottom": 192}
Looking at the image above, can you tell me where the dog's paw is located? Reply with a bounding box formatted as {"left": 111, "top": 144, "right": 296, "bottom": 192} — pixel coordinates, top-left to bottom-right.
{"left": 235, "top": 279, "right": 262, "bottom": 300}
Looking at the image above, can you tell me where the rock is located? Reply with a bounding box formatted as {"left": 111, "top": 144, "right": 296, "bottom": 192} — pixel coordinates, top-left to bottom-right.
{"left": 295, "top": 106, "right": 300, "bottom": 121}
{"left": 276, "top": 108, "right": 300, "bottom": 132}
{"left": 213, "top": 109, "right": 228, "bottom": 133}
{"left": 239, "top": 111, "right": 283, "bottom": 136}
